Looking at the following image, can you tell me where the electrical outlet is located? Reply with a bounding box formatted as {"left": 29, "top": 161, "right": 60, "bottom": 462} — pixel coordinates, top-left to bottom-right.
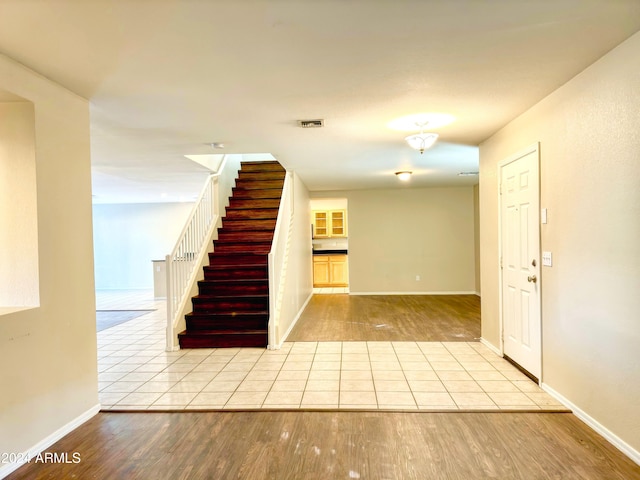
{"left": 415, "top": 275, "right": 421, "bottom": 281}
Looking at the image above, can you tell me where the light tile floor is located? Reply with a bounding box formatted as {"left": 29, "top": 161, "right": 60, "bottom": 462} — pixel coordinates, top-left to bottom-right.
{"left": 96, "top": 290, "right": 567, "bottom": 412}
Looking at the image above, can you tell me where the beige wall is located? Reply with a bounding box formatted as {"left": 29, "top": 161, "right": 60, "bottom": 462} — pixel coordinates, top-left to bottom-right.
{"left": 0, "top": 55, "right": 97, "bottom": 465}
{"left": 473, "top": 184, "right": 480, "bottom": 295}
{"left": 480, "top": 33, "right": 640, "bottom": 453}
{"left": 313, "top": 187, "right": 476, "bottom": 294}
{"left": 0, "top": 101, "right": 39, "bottom": 308}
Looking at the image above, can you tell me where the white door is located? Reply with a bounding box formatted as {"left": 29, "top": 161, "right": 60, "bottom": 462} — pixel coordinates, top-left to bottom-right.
{"left": 500, "top": 145, "right": 541, "bottom": 379}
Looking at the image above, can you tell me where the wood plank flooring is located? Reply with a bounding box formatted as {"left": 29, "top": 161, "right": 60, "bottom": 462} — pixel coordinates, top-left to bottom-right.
{"left": 288, "top": 294, "right": 481, "bottom": 342}
{"left": 6, "top": 411, "right": 640, "bottom": 480}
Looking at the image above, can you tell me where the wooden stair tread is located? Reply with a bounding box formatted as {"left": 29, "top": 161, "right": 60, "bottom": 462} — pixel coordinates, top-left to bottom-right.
{"left": 199, "top": 279, "right": 268, "bottom": 285}
{"left": 186, "top": 311, "right": 268, "bottom": 318}
{"left": 193, "top": 294, "right": 268, "bottom": 300}
{"left": 179, "top": 329, "right": 267, "bottom": 335}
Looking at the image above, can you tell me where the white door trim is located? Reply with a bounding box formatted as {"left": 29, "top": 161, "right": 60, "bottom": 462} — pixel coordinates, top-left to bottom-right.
{"left": 497, "top": 142, "right": 542, "bottom": 381}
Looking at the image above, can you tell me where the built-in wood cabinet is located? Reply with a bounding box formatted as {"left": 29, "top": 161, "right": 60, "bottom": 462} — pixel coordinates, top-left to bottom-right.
{"left": 312, "top": 210, "right": 347, "bottom": 238}
{"left": 313, "top": 255, "right": 348, "bottom": 287}
{"left": 329, "top": 210, "right": 345, "bottom": 237}
{"left": 313, "top": 211, "right": 329, "bottom": 237}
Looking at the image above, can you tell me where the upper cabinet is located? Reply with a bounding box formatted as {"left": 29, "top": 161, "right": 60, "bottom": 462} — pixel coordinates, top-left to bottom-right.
{"left": 329, "top": 210, "right": 345, "bottom": 237}
{"left": 313, "top": 210, "right": 347, "bottom": 238}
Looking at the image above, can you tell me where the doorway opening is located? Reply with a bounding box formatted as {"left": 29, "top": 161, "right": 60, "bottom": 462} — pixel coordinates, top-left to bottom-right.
{"left": 310, "top": 197, "right": 349, "bottom": 293}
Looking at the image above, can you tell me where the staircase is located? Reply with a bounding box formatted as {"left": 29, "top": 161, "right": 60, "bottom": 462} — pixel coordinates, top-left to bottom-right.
{"left": 178, "top": 161, "right": 286, "bottom": 348}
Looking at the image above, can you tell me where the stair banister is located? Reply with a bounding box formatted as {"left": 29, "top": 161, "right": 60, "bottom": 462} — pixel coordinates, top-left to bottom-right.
{"left": 165, "top": 155, "right": 229, "bottom": 351}
{"left": 267, "top": 171, "right": 294, "bottom": 349}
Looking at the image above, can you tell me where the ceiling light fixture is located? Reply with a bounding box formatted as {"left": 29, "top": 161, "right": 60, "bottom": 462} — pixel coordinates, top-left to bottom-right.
{"left": 395, "top": 171, "right": 412, "bottom": 181}
{"left": 405, "top": 121, "right": 438, "bottom": 154}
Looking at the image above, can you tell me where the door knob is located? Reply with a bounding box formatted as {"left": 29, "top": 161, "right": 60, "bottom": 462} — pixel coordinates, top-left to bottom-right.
{"left": 527, "top": 275, "right": 537, "bottom": 283}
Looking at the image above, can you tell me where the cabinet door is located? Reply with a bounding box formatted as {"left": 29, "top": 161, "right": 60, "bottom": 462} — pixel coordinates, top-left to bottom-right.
{"left": 313, "top": 256, "right": 330, "bottom": 286}
{"left": 329, "top": 255, "right": 349, "bottom": 286}
{"left": 313, "top": 211, "right": 328, "bottom": 237}
{"left": 330, "top": 210, "right": 346, "bottom": 237}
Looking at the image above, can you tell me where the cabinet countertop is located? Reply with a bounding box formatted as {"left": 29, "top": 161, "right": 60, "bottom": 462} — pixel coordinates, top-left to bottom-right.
{"left": 312, "top": 249, "right": 348, "bottom": 256}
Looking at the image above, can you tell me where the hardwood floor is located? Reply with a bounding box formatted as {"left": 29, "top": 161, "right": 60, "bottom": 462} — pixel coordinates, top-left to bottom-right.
{"left": 7, "top": 411, "right": 639, "bottom": 480}
{"left": 288, "top": 294, "right": 481, "bottom": 342}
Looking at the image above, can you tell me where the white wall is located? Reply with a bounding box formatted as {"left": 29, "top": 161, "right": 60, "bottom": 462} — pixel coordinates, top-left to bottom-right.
{"left": 480, "top": 32, "right": 640, "bottom": 456}
{"left": 313, "top": 187, "right": 476, "bottom": 294}
{"left": 274, "top": 172, "right": 313, "bottom": 344}
{"left": 93, "top": 202, "right": 194, "bottom": 289}
{"left": 0, "top": 55, "right": 97, "bottom": 476}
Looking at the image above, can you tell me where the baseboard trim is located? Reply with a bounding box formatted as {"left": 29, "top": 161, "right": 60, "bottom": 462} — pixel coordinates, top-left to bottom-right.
{"left": 0, "top": 403, "right": 100, "bottom": 479}
{"left": 268, "top": 291, "right": 314, "bottom": 350}
{"left": 541, "top": 383, "right": 640, "bottom": 466}
{"left": 348, "top": 291, "right": 478, "bottom": 296}
{"left": 479, "top": 337, "right": 502, "bottom": 356}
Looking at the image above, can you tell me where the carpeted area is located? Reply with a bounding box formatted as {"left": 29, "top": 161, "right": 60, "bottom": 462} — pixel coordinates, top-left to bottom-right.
{"left": 96, "top": 310, "right": 155, "bottom": 332}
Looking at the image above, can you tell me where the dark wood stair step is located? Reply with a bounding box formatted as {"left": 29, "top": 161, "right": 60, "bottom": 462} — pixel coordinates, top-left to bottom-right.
{"left": 224, "top": 208, "right": 279, "bottom": 220}
{"left": 221, "top": 218, "right": 277, "bottom": 230}
{"left": 178, "top": 329, "right": 268, "bottom": 348}
{"left": 237, "top": 171, "right": 286, "bottom": 181}
{"left": 208, "top": 252, "right": 268, "bottom": 265}
{"left": 192, "top": 294, "right": 269, "bottom": 313}
{"left": 231, "top": 187, "right": 285, "bottom": 199}
{"left": 197, "top": 279, "right": 269, "bottom": 295}
{"left": 217, "top": 229, "right": 274, "bottom": 242}
{"left": 217, "top": 228, "right": 274, "bottom": 237}
{"left": 203, "top": 264, "right": 268, "bottom": 280}
{"left": 240, "top": 161, "right": 286, "bottom": 173}
{"left": 228, "top": 198, "right": 282, "bottom": 209}
{"left": 185, "top": 312, "right": 268, "bottom": 331}
{"left": 235, "top": 179, "right": 284, "bottom": 189}
{"left": 213, "top": 242, "right": 271, "bottom": 254}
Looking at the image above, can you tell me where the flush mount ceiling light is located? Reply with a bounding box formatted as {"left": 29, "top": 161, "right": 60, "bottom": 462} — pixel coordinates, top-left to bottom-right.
{"left": 405, "top": 121, "right": 438, "bottom": 154}
{"left": 395, "top": 171, "right": 412, "bottom": 181}
{"left": 388, "top": 113, "right": 455, "bottom": 154}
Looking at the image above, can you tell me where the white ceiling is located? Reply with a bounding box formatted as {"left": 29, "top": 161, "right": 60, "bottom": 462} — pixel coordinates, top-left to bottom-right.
{"left": 1, "top": 0, "right": 639, "bottom": 203}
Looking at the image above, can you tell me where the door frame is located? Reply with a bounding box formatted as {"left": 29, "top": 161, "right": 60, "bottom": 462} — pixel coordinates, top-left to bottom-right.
{"left": 497, "top": 142, "right": 542, "bottom": 381}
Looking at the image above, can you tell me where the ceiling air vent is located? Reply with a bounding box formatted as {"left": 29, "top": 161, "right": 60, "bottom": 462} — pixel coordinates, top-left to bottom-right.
{"left": 297, "top": 119, "right": 324, "bottom": 128}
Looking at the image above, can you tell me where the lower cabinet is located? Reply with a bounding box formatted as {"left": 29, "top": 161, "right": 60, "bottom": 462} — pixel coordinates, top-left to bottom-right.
{"left": 313, "top": 255, "right": 348, "bottom": 287}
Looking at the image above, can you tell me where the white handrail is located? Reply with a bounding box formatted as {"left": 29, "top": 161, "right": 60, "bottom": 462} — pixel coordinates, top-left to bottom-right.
{"left": 267, "top": 171, "right": 294, "bottom": 349}
{"left": 165, "top": 156, "right": 229, "bottom": 351}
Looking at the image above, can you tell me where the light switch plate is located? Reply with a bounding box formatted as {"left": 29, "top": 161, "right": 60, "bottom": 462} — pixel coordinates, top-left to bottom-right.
{"left": 542, "top": 251, "right": 553, "bottom": 267}
{"left": 541, "top": 208, "right": 548, "bottom": 224}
